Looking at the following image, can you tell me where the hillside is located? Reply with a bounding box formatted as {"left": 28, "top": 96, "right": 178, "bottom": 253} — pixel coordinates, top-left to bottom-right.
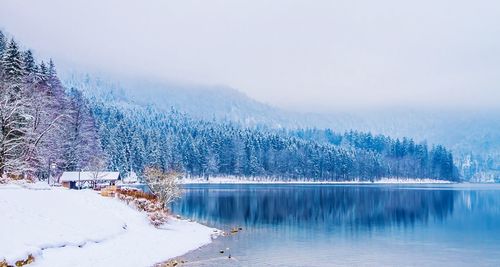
{"left": 63, "top": 74, "right": 499, "bottom": 181}
{"left": 63, "top": 74, "right": 294, "bottom": 128}
{"left": 90, "top": 101, "right": 459, "bottom": 181}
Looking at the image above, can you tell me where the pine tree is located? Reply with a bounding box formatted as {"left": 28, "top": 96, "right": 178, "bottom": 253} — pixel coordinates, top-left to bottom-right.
{"left": 1, "top": 39, "right": 24, "bottom": 82}
{"left": 37, "top": 61, "right": 48, "bottom": 82}
{"left": 47, "top": 59, "right": 61, "bottom": 88}
{"left": 22, "top": 50, "right": 36, "bottom": 75}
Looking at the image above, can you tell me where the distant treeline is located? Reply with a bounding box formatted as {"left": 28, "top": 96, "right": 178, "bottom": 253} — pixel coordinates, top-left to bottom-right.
{"left": 91, "top": 101, "right": 459, "bottom": 181}
{"left": 290, "top": 129, "right": 458, "bottom": 180}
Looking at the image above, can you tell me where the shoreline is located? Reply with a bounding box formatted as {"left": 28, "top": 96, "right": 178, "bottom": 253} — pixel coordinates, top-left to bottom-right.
{"left": 0, "top": 183, "right": 218, "bottom": 267}
{"left": 180, "top": 177, "right": 454, "bottom": 185}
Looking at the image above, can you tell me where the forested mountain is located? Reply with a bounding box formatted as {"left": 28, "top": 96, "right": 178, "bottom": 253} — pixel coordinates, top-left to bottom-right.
{"left": 63, "top": 74, "right": 295, "bottom": 127}
{"left": 63, "top": 74, "right": 499, "bottom": 182}
{"left": 0, "top": 30, "right": 458, "bottom": 182}
{"left": 90, "top": 102, "right": 458, "bottom": 181}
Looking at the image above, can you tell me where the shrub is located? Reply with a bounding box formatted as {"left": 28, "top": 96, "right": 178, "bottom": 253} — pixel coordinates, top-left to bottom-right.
{"left": 143, "top": 167, "right": 181, "bottom": 208}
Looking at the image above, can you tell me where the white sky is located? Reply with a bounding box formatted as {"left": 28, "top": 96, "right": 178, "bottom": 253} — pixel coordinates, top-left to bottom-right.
{"left": 1, "top": 0, "right": 499, "bottom": 112}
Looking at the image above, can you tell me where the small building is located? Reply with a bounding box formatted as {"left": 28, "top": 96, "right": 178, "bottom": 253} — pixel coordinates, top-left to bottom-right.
{"left": 122, "top": 171, "right": 139, "bottom": 184}
{"left": 60, "top": 171, "right": 121, "bottom": 190}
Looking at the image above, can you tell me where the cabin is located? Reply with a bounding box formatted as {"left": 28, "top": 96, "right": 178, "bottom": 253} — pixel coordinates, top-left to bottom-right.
{"left": 60, "top": 171, "right": 121, "bottom": 190}
{"left": 122, "top": 171, "right": 139, "bottom": 184}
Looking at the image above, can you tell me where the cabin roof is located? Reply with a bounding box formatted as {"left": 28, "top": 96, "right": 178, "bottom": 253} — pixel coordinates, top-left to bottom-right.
{"left": 123, "top": 171, "right": 139, "bottom": 183}
{"left": 60, "top": 171, "right": 120, "bottom": 182}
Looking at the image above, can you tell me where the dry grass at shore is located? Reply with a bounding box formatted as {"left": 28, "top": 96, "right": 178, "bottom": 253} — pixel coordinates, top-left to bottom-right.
{"left": 0, "top": 254, "right": 34, "bottom": 267}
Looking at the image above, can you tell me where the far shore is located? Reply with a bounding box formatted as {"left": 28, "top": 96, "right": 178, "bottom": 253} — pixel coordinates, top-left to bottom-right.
{"left": 180, "top": 177, "right": 455, "bottom": 185}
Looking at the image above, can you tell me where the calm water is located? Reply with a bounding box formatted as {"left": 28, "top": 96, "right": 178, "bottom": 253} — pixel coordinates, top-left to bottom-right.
{"left": 171, "top": 184, "right": 500, "bottom": 266}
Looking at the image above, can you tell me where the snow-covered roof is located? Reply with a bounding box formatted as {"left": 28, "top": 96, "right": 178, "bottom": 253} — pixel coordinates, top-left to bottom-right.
{"left": 122, "top": 171, "right": 138, "bottom": 183}
{"left": 60, "top": 172, "right": 120, "bottom": 182}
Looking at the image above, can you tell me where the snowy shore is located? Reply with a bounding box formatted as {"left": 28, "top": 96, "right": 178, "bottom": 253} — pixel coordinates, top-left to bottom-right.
{"left": 181, "top": 176, "right": 452, "bottom": 184}
{"left": 0, "top": 183, "right": 216, "bottom": 267}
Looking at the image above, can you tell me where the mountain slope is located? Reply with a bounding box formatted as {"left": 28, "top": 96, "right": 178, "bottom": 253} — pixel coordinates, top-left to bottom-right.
{"left": 63, "top": 73, "right": 499, "bottom": 181}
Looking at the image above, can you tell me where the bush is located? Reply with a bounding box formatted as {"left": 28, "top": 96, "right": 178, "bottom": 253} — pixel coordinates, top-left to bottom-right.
{"left": 143, "top": 167, "right": 181, "bottom": 208}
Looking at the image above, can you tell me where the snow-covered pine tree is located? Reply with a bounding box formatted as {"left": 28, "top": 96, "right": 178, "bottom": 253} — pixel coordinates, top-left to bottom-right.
{"left": 2, "top": 39, "right": 25, "bottom": 82}
{"left": 22, "top": 50, "right": 37, "bottom": 83}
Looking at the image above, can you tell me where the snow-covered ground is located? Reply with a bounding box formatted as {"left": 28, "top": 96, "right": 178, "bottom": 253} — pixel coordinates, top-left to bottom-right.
{"left": 0, "top": 182, "right": 216, "bottom": 267}
{"left": 181, "top": 176, "right": 452, "bottom": 184}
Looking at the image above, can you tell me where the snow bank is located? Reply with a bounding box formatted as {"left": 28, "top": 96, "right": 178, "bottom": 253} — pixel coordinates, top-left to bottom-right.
{"left": 181, "top": 176, "right": 452, "bottom": 184}
{"left": 0, "top": 184, "right": 216, "bottom": 267}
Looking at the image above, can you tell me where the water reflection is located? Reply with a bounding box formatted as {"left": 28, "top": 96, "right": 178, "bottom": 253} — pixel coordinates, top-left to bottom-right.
{"left": 173, "top": 185, "right": 500, "bottom": 267}
{"left": 172, "top": 185, "right": 457, "bottom": 230}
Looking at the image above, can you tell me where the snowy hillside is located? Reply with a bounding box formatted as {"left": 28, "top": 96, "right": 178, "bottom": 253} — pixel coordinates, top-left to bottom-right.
{"left": 0, "top": 183, "right": 216, "bottom": 267}
{"left": 63, "top": 73, "right": 500, "bottom": 181}
{"left": 63, "top": 73, "right": 294, "bottom": 128}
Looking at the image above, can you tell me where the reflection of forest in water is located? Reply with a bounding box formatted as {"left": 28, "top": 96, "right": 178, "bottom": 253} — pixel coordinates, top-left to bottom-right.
{"left": 171, "top": 185, "right": 459, "bottom": 229}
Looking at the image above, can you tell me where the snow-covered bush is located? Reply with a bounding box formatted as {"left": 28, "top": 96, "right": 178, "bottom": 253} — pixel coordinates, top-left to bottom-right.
{"left": 144, "top": 167, "right": 182, "bottom": 208}
{"left": 114, "top": 187, "right": 170, "bottom": 226}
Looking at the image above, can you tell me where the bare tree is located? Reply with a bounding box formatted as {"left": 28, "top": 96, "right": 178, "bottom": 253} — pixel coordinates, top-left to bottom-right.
{"left": 144, "top": 167, "right": 181, "bottom": 208}
{"left": 61, "top": 88, "right": 102, "bottom": 171}
{"left": 0, "top": 85, "right": 31, "bottom": 177}
{"left": 86, "top": 156, "right": 108, "bottom": 189}
{"left": 24, "top": 87, "right": 69, "bottom": 177}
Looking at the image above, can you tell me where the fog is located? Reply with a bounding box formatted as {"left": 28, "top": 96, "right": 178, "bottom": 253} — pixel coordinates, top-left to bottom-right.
{"left": 1, "top": 0, "right": 499, "bottom": 112}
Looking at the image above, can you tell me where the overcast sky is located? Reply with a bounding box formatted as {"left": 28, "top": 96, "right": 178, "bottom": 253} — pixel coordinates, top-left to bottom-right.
{"left": 1, "top": 0, "right": 499, "bottom": 112}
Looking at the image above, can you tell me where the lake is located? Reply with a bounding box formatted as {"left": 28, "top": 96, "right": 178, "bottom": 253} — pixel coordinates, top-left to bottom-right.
{"left": 171, "top": 184, "right": 500, "bottom": 266}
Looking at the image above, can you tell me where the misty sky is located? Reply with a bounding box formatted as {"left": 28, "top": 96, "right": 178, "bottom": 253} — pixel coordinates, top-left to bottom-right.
{"left": 1, "top": 0, "right": 499, "bottom": 112}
